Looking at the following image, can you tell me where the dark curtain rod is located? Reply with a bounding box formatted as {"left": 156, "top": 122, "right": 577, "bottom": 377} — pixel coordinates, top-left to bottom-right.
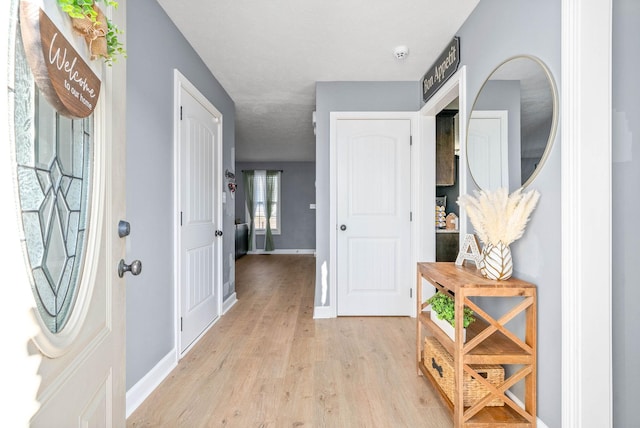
{"left": 241, "top": 169, "right": 284, "bottom": 172}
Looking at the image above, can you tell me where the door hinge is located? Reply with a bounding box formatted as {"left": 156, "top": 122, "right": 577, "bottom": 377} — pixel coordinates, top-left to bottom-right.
{"left": 410, "top": 135, "right": 413, "bottom": 146}
{"left": 180, "top": 317, "right": 183, "bottom": 332}
{"left": 180, "top": 211, "right": 183, "bottom": 226}
{"left": 410, "top": 288, "right": 413, "bottom": 298}
{"left": 180, "top": 106, "right": 183, "bottom": 120}
{"left": 410, "top": 212, "right": 413, "bottom": 221}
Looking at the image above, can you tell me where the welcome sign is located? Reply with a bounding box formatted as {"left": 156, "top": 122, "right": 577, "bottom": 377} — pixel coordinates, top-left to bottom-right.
{"left": 20, "top": 1, "right": 101, "bottom": 118}
{"left": 422, "top": 37, "right": 460, "bottom": 103}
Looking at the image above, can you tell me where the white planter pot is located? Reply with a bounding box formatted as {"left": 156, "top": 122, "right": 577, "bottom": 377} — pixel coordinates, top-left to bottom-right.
{"left": 430, "top": 310, "right": 467, "bottom": 343}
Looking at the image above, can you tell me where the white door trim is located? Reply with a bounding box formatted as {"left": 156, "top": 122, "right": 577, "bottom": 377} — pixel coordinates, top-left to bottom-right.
{"left": 561, "top": 1, "right": 612, "bottom": 427}
{"left": 418, "top": 66, "right": 468, "bottom": 281}
{"left": 173, "top": 69, "right": 223, "bottom": 358}
{"left": 328, "top": 112, "right": 418, "bottom": 318}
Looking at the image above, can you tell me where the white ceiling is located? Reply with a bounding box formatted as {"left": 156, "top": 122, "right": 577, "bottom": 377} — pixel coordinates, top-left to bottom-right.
{"left": 157, "top": 0, "right": 480, "bottom": 162}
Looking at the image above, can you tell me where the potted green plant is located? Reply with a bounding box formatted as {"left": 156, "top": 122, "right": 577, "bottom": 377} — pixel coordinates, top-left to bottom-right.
{"left": 57, "top": 0, "right": 125, "bottom": 65}
{"left": 426, "top": 291, "right": 475, "bottom": 342}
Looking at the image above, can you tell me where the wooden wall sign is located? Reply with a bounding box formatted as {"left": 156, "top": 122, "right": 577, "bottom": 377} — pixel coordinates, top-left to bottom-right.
{"left": 20, "top": 2, "right": 101, "bottom": 118}
{"left": 422, "top": 37, "right": 460, "bottom": 103}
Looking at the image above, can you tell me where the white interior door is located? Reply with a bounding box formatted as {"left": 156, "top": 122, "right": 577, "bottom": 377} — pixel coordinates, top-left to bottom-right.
{"left": 3, "top": 1, "right": 127, "bottom": 425}
{"left": 336, "top": 119, "right": 412, "bottom": 316}
{"left": 178, "top": 80, "right": 222, "bottom": 355}
{"left": 467, "top": 110, "right": 509, "bottom": 190}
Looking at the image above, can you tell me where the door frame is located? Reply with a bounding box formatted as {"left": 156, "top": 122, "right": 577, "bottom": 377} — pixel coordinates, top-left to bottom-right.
{"left": 417, "top": 66, "right": 468, "bottom": 311}
{"left": 172, "top": 69, "right": 223, "bottom": 358}
{"left": 561, "top": 1, "right": 612, "bottom": 426}
{"left": 329, "top": 112, "right": 419, "bottom": 318}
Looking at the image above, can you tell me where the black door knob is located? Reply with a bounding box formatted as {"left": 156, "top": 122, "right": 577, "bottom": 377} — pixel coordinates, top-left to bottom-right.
{"left": 340, "top": 225, "right": 347, "bottom": 231}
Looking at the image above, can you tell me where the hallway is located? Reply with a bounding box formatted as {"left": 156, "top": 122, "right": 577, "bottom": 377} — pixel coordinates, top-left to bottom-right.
{"left": 127, "top": 254, "right": 450, "bottom": 427}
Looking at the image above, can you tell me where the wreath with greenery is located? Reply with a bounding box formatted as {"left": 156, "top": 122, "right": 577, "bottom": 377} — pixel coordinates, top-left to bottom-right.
{"left": 57, "top": 0, "right": 125, "bottom": 65}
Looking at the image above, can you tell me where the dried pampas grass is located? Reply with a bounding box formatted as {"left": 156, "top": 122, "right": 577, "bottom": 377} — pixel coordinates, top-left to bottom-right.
{"left": 457, "top": 187, "right": 540, "bottom": 246}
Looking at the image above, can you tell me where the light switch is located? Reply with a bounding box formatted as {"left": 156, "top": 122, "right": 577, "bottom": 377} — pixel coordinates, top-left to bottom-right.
{"left": 310, "top": 204, "right": 316, "bottom": 209}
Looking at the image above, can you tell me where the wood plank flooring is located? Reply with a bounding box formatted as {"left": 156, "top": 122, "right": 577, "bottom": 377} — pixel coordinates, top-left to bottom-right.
{"left": 127, "top": 254, "right": 451, "bottom": 427}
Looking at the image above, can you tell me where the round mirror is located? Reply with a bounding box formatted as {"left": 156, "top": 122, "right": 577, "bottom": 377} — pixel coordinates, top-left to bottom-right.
{"left": 467, "top": 56, "right": 558, "bottom": 191}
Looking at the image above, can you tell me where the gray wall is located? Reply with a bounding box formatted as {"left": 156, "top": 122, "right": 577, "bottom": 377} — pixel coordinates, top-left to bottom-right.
{"left": 612, "top": 0, "right": 640, "bottom": 426}
{"left": 455, "top": 1, "right": 561, "bottom": 426}
{"left": 125, "top": 0, "right": 236, "bottom": 389}
{"left": 314, "top": 81, "right": 421, "bottom": 306}
{"left": 235, "top": 162, "right": 316, "bottom": 250}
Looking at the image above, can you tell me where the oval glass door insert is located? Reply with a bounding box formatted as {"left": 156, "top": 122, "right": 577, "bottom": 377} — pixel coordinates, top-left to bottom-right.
{"left": 12, "top": 22, "right": 93, "bottom": 334}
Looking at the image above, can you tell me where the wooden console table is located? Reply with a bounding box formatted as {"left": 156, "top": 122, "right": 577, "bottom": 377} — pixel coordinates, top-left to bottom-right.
{"left": 416, "top": 262, "right": 537, "bottom": 427}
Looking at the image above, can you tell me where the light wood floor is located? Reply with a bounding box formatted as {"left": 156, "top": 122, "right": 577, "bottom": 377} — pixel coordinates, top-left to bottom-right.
{"left": 127, "top": 254, "right": 451, "bottom": 427}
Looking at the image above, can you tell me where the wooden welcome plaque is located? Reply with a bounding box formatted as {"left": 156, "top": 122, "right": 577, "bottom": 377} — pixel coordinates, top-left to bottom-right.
{"left": 20, "top": 1, "right": 101, "bottom": 118}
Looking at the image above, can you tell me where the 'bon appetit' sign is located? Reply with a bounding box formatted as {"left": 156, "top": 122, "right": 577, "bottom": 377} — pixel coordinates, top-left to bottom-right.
{"left": 421, "top": 37, "right": 460, "bottom": 103}
{"left": 20, "top": 2, "right": 101, "bottom": 118}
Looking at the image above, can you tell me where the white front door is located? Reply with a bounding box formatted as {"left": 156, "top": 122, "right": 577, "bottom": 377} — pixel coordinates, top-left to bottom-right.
{"left": 336, "top": 119, "right": 412, "bottom": 316}
{"left": 467, "top": 110, "right": 509, "bottom": 191}
{"left": 177, "top": 78, "right": 222, "bottom": 355}
{"left": 2, "top": 1, "right": 127, "bottom": 425}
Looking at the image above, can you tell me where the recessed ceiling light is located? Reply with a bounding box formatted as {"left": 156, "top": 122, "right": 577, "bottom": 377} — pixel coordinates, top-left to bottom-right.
{"left": 393, "top": 45, "right": 409, "bottom": 60}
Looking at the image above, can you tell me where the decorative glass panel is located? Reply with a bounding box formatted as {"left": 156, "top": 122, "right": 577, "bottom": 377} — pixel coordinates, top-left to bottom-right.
{"left": 11, "top": 22, "right": 93, "bottom": 333}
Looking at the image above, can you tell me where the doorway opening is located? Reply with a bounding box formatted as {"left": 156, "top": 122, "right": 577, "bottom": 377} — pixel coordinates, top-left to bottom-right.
{"left": 435, "top": 106, "right": 461, "bottom": 262}
{"left": 419, "top": 66, "right": 468, "bottom": 269}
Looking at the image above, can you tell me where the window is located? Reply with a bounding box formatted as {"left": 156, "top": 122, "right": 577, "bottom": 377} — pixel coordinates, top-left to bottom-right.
{"left": 249, "top": 170, "right": 281, "bottom": 234}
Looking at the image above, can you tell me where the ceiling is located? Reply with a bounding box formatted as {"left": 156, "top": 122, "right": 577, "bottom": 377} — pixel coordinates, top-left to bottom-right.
{"left": 156, "top": 0, "right": 480, "bottom": 162}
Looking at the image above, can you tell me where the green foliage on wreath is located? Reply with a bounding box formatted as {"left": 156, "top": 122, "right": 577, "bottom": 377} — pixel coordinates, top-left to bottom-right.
{"left": 426, "top": 292, "right": 476, "bottom": 328}
{"left": 105, "top": 18, "right": 125, "bottom": 61}
{"left": 57, "top": 0, "right": 125, "bottom": 65}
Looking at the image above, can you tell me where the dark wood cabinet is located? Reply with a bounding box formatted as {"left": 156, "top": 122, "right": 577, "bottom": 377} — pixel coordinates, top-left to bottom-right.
{"left": 436, "top": 230, "right": 459, "bottom": 262}
{"left": 235, "top": 223, "right": 248, "bottom": 259}
{"left": 436, "top": 110, "right": 457, "bottom": 186}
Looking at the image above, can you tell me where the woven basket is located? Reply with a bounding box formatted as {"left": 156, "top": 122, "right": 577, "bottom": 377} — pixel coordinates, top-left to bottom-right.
{"left": 423, "top": 336, "right": 504, "bottom": 407}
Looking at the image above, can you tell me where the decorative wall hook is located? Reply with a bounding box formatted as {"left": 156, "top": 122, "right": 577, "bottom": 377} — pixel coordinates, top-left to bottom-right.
{"left": 225, "top": 169, "right": 236, "bottom": 193}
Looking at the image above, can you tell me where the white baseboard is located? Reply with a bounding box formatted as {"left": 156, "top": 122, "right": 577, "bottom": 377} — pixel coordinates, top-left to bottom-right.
{"left": 126, "top": 348, "right": 177, "bottom": 418}
{"left": 505, "top": 390, "right": 548, "bottom": 428}
{"left": 313, "top": 305, "right": 334, "bottom": 319}
{"left": 223, "top": 292, "right": 237, "bottom": 314}
{"left": 247, "top": 249, "right": 316, "bottom": 255}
